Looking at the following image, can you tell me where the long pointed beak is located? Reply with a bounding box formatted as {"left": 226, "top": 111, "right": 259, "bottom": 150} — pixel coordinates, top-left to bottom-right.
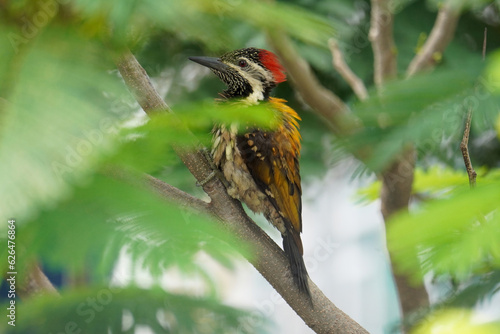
{"left": 189, "top": 56, "right": 230, "bottom": 72}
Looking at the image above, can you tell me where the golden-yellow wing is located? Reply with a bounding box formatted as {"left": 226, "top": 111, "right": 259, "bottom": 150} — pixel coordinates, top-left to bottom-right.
{"left": 236, "top": 98, "right": 303, "bottom": 252}
{"left": 235, "top": 98, "right": 309, "bottom": 295}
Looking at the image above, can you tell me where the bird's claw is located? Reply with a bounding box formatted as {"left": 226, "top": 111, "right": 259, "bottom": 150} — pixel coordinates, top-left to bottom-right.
{"left": 196, "top": 148, "right": 230, "bottom": 188}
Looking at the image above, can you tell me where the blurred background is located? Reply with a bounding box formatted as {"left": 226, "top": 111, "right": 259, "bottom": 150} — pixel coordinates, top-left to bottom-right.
{"left": 1, "top": 0, "right": 500, "bottom": 333}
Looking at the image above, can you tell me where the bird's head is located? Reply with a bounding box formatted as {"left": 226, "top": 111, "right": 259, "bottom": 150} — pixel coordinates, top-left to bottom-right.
{"left": 189, "top": 47, "right": 286, "bottom": 103}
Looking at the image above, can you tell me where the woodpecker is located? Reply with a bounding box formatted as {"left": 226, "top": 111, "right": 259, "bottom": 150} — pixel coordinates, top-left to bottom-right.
{"left": 189, "top": 48, "right": 310, "bottom": 297}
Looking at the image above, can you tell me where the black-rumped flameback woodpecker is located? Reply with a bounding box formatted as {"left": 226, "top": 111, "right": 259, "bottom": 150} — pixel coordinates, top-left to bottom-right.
{"left": 189, "top": 48, "right": 310, "bottom": 297}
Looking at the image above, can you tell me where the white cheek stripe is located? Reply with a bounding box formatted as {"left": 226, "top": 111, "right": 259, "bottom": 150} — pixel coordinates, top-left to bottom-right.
{"left": 227, "top": 58, "right": 272, "bottom": 104}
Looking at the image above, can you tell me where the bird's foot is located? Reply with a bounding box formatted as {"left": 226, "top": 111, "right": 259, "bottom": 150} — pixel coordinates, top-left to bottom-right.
{"left": 196, "top": 148, "right": 230, "bottom": 188}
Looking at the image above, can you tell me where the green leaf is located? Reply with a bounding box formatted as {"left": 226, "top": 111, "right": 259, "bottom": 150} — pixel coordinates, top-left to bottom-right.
{"left": 445, "top": 270, "right": 500, "bottom": 308}
{"left": 388, "top": 182, "right": 500, "bottom": 281}
{"left": 413, "top": 309, "right": 500, "bottom": 334}
{"left": 70, "top": 0, "right": 337, "bottom": 48}
{"left": 346, "top": 65, "right": 483, "bottom": 171}
{"left": 0, "top": 174, "right": 249, "bottom": 283}
{"left": 173, "top": 100, "right": 278, "bottom": 131}
{"left": 107, "top": 101, "right": 277, "bottom": 174}
{"left": 356, "top": 166, "right": 474, "bottom": 203}
{"left": 187, "top": 0, "right": 337, "bottom": 47}
{"left": 0, "top": 27, "right": 130, "bottom": 223}
{"left": 1, "top": 286, "right": 260, "bottom": 334}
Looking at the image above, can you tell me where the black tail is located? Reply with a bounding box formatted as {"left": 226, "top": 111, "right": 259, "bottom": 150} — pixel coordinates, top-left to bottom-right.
{"left": 282, "top": 232, "right": 311, "bottom": 299}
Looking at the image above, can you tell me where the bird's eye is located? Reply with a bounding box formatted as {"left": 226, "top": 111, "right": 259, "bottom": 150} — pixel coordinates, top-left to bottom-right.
{"left": 238, "top": 59, "right": 248, "bottom": 67}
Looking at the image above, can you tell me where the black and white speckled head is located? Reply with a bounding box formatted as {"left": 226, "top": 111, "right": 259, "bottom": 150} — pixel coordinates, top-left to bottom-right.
{"left": 189, "top": 47, "right": 286, "bottom": 103}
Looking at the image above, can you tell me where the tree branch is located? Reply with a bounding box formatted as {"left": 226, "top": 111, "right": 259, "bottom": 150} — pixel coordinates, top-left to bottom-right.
{"left": 379, "top": 147, "right": 415, "bottom": 221}
{"left": 267, "top": 33, "right": 359, "bottom": 136}
{"left": 379, "top": 146, "right": 429, "bottom": 322}
{"left": 406, "top": 4, "right": 460, "bottom": 76}
{"left": 328, "top": 39, "right": 368, "bottom": 101}
{"left": 18, "top": 262, "right": 59, "bottom": 299}
{"left": 116, "top": 51, "right": 170, "bottom": 113}
{"left": 483, "top": 27, "right": 487, "bottom": 61}
{"left": 106, "top": 166, "right": 212, "bottom": 214}
{"left": 369, "top": 0, "right": 397, "bottom": 86}
{"left": 460, "top": 108, "right": 477, "bottom": 188}
{"left": 375, "top": 0, "right": 462, "bottom": 323}
{"left": 367, "top": 0, "right": 430, "bottom": 323}
{"left": 368, "top": 1, "right": 423, "bottom": 320}
{"left": 116, "top": 50, "right": 368, "bottom": 334}
{"left": 145, "top": 174, "right": 212, "bottom": 212}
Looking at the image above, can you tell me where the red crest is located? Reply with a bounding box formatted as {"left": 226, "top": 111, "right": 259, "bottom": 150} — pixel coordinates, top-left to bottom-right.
{"left": 258, "top": 49, "right": 286, "bottom": 84}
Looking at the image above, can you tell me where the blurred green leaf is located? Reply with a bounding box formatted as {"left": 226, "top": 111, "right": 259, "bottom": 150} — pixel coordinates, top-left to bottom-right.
{"left": 356, "top": 166, "right": 472, "bottom": 203}
{"left": 413, "top": 167, "right": 469, "bottom": 195}
{"left": 107, "top": 101, "right": 277, "bottom": 174}
{"left": 174, "top": 100, "right": 278, "bottom": 131}
{"left": 412, "top": 308, "right": 500, "bottom": 334}
{"left": 1, "top": 174, "right": 249, "bottom": 281}
{"left": 0, "top": 27, "right": 130, "bottom": 223}
{"left": 485, "top": 50, "right": 500, "bottom": 94}
{"left": 445, "top": 270, "right": 500, "bottom": 308}
{"left": 1, "top": 286, "right": 260, "bottom": 334}
{"left": 427, "top": 0, "right": 494, "bottom": 11}
{"left": 346, "top": 64, "right": 484, "bottom": 171}
{"left": 388, "top": 182, "right": 500, "bottom": 281}
{"left": 69, "top": 0, "right": 337, "bottom": 49}
{"left": 187, "top": 0, "right": 336, "bottom": 47}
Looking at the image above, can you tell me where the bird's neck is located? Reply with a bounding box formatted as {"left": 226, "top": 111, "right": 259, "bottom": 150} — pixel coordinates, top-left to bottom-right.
{"left": 222, "top": 84, "right": 274, "bottom": 105}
